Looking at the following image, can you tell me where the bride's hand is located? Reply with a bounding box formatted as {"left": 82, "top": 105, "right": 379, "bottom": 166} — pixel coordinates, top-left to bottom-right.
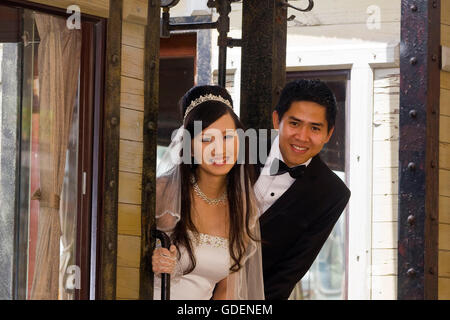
{"left": 152, "top": 245, "right": 177, "bottom": 275}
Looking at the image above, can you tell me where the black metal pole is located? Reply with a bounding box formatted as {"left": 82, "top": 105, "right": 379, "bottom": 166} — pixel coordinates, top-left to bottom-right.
{"left": 140, "top": 0, "right": 160, "bottom": 300}
{"left": 398, "top": 0, "right": 440, "bottom": 300}
{"left": 152, "top": 230, "right": 172, "bottom": 300}
{"left": 216, "top": 0, "right": 231, "bottom": 88}
{"left": 218, "top": 41, "right": 227, "bottom": 87}
{"left": 240, "top": 0, "right": 288, "bottom": 131}
{"left": 170, "top": 21, "right": 218, "bottom": 31}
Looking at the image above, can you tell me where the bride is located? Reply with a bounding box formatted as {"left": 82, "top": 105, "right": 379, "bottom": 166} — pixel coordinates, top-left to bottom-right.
{"left": 152, "top": 85, "right": 264, "bottom": 300}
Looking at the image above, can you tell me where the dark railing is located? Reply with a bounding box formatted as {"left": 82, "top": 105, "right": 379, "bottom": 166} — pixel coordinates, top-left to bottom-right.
{"left": 152, "top": 229, "right": 172, "bottom": 300}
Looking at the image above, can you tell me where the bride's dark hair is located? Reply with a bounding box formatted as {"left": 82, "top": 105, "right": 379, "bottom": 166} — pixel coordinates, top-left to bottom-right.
{"left": 174, "top": 85, "right": 257, "bottom": 273}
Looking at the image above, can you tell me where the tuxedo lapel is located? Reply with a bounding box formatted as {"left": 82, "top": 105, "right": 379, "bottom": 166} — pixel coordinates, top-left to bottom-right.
{"left": 259, "top": 156, "right": 322, "bottom": 227}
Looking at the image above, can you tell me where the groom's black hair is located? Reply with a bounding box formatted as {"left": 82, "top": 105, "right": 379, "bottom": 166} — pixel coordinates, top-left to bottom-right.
{"left": 274, "top": 79, "right": 337, "bottom": 132}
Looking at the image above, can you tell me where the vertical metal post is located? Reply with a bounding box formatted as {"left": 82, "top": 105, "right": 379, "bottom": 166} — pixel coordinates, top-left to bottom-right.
{"left": 216, "top": 0, "right": 231, "bottom": 88}
{"left": 240, "top": 0, "right": 287, "bottom": 131}
{"left": 398, "top": 0, "right": 440, "bottom": 300}
{"left": 218, "top": 41, "right": 227, "bottom": 88}
{"left": 98, "top": 0, "right": 123, "bottom": 300}
{"left": 140, "top": 0, "right": 160, "bottom": 300}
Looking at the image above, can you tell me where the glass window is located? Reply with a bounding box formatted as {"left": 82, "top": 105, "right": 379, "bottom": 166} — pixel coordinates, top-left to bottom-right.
{"left": 19, "top": 9, "right": 82, "bottom": 300}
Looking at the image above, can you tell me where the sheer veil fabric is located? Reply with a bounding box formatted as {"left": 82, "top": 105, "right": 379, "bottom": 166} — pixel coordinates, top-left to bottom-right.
{"left": 155, "top": 126, "right": 265, "bottom": 300}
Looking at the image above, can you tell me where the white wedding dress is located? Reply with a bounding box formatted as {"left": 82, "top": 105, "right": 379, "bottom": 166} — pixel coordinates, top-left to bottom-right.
{"left": 153, "top": 231, "right": 230, "bottom": 300}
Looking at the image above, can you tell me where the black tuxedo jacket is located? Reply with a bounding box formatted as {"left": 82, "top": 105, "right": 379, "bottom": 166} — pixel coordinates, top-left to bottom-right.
{"left": 256, "top": 155, "right": 350, "bottom": 300}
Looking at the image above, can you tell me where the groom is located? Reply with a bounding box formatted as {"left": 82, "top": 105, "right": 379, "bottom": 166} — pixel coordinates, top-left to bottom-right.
{"left": 254, "top": 79, "right": 351, "bottom": 300}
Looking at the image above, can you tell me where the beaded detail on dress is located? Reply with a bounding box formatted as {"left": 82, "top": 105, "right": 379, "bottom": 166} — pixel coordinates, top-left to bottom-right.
{"left": 191, "top": 232, "right": 228, "bottom": 249}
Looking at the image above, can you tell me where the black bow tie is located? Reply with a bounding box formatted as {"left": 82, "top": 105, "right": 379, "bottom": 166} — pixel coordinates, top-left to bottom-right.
{"left": 269, "top": 158, "right": 306, "bottom": 179}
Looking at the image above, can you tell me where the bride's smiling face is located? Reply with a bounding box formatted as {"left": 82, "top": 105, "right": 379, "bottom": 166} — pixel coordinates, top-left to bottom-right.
{"left": 192, "top": 113, "right": 239, "bottom": 177}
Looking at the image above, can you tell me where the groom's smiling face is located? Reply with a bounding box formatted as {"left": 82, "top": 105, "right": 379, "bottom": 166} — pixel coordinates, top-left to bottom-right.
{"left": 273, "top": 100, "right": 334, "bottom": 167}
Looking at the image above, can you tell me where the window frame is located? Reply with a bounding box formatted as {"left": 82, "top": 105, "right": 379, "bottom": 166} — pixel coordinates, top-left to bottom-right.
{"left": 1, "top": 0, "right": 106, "bottom": 300}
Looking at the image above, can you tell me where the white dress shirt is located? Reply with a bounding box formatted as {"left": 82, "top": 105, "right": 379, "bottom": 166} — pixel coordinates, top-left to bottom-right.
{"left": 254, "top": 135, "right": 312, "bottom": 216}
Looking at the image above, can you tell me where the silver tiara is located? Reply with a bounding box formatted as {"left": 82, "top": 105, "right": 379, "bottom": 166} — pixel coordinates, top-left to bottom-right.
{"left": 183, "top": 94, "right": 233, "bottom": 121}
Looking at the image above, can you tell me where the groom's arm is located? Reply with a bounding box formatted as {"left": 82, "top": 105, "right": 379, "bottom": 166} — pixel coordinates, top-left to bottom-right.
{"left": 264, "top": 192, "right": 350, "bottom": 300}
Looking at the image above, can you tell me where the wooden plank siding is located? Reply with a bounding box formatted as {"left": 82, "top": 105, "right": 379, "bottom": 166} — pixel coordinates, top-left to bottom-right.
{"left": 28, "top": 0, "right": 109, "bottom": 17}
{"left": 229, "top": 0, "right": 401, "bottom": 44}
{"left": 116, "top": 0, "right": 148, "bottom": 300}
{"left": 439, "top": 0, "right": 450, "bottom": 300}
{"left": 371, "top": 68, "right": 400, "bottom": 300}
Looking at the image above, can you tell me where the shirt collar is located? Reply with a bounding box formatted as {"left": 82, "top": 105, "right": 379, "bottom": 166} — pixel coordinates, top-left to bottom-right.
{"left": 260, "top": 135, "right": 312, "bottom": 176}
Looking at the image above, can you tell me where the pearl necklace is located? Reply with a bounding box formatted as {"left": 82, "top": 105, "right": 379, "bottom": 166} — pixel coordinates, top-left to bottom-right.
{"left": 191, "top": 176, "right": 227, "bottom": 206}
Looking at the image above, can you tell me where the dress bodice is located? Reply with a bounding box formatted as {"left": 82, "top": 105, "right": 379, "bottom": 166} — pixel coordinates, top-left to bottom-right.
{"left": 153, "top": 231, "right": 229, "bottom": 300}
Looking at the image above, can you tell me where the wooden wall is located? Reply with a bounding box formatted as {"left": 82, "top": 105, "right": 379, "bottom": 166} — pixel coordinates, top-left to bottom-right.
{"left": 116, "top": 0, "right": 148, "bottom": 300}
{"left": 439, "top": 0, "right": 450, "bottom": 301}
{"left": 371, "top": 68, "right": 400, "bottom": 299}
{"left": 28, "top": 0, "right": 109, "bottom": 17}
